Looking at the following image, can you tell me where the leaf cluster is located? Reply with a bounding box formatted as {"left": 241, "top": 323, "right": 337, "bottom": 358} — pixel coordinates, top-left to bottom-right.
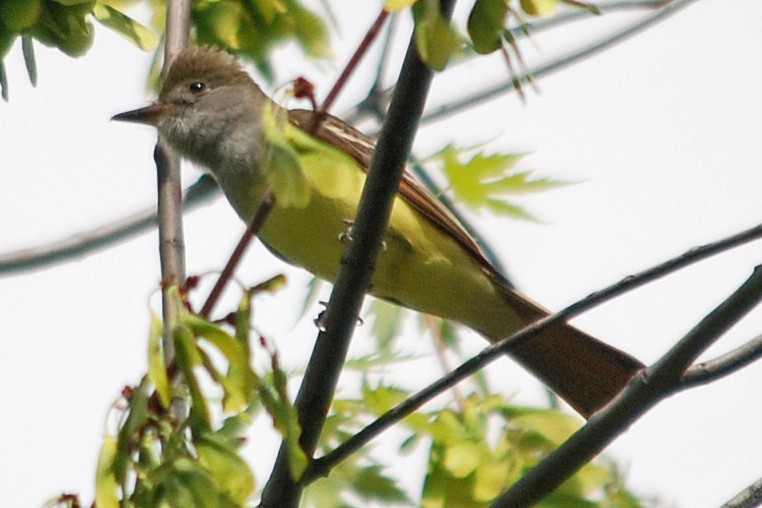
{"left": 91, "top": 284, "right": 303, "bottom": 507}
{"left": 389, "top": 0, "right": 599, "bottom": 71}
{"left": 305, "top": 362, "right": 644, "bottom": 507}
{"left": 0, "top": 0, "right": 328, "bottom": 99}
{"left": 3, "top": 0, "right": 602, "bottom": 100}
{"left": 428, "top": 144, "right": 567, "bottom": 221}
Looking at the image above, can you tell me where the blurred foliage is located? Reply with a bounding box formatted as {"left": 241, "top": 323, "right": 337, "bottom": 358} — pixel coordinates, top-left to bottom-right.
{"left": 0, "top": 0, "right": 603, "bottom": 99}
{"left": 88, "top": 282, "right": 301, "bottom": 508}
{"left": 303, "top": 371, "right": 645, "bottom": 507}
{"left": 0, "top": 0, "right": 329, "bottom": 99}
{"left": 426, "top": 144, "right": 568, "bottom": 221}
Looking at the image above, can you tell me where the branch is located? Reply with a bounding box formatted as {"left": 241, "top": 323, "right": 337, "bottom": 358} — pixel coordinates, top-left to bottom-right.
{"left": 199, "top": 193, "right": 274, "bottom": 318}
{"left": 259, "top": 1, "right": 458, "bottom": 506}
{"left": 319, "top": 9, "right": 389, "bottom": 114}
{"left": 421, "top": 0, "right": 701, "bottom": 124}
{"left": 493, "top": 265, "right": 762, "bottom": 507}
{"left": 721, "top": 474, "right": 762, "bottom": 508}
{"left": 679, "top": 332, "right": 762, "bottom": 390}
{"left": 306, "top": 222, "right": 762, "bottom": 480}
{"left": 157, "top": 0, "right": 191, "bottom": 403}
{"left": 0, "top": 176, "right": 218, "bottom": 276}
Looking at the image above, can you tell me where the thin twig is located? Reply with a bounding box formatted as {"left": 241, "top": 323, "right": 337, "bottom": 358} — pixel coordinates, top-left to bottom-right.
{"left": 422, "top": 0, "right": 700, "bottom": 124}
{"left": 679, "top": 332, "right": 762, "bottom": 390}
{"left": 199, "top": 193, "right": 274, "bottom": 318}
{"left": 0, "top": 176, "right": 218, "bottom": 276}
{"left": 319, "top": 9, "right": 389, "bottom": 114}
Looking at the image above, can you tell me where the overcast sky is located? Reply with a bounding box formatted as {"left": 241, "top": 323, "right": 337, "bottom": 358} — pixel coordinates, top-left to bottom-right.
{"left": 2, "top": 1, "right": 762, "bottom": 507}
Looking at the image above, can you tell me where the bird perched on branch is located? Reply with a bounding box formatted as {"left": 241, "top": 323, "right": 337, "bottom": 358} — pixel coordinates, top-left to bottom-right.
{"left": 114, "top": 47, "right": 643, "bottom": 418}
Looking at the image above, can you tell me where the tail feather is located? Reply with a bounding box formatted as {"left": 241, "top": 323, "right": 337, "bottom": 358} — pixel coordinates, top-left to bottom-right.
{"left": 492, "top": 287, "right": 644, "bottom": 418}
{"left": 508, "top": 324, "right": 643, "bottom": 418}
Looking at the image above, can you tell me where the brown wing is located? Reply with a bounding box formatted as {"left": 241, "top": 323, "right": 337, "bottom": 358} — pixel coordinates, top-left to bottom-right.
{"left": 287, "top": 109, "right": 499, "bottom": 277}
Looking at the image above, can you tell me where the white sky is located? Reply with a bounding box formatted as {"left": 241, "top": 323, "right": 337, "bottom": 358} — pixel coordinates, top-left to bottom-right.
{"left": 2, "top": 1, "right": 762, "bottom": 507}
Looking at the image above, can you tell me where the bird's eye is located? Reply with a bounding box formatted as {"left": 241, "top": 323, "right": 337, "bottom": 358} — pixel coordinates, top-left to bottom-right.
{"left": 189, "top": 81, "right": 206, "bottom": 94}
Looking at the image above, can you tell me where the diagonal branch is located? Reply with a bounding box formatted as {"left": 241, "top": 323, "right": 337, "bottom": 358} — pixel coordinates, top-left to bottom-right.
{"left": 679, "top": 332, "right": 762, "bottom": 390}
{"left": 421, "top": 0, "right": 701, "bottom": 124}
{"left": 721, "top": 474, "right": 762, "bottom": 508}
{"left": 0, "top": 175, "right": 218, "bottom": 276}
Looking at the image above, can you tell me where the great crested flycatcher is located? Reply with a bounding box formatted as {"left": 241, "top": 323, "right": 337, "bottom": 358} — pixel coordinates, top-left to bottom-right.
{"left": 114, "top": 47, "right": 642, "bottom": 418}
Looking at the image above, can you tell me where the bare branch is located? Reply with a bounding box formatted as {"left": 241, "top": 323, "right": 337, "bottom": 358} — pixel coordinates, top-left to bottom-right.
{"left": 319, "top": 10, "right": 389, "bottom": 114}
{"left": 422, "top": 0, "right": 701, "bottom": 124}
{"left": 721, "top": 474, "right": 762, "bottom": 508}
{"left": 157, "top": 0, "right": 192, "bottom": 407}
{"left": 679, "top": 332, "right": 762, "bottom": 390}
{"left": 199, "top": 193, "right": 274, "bottom": 318}
{"left": 0, "top": 175, "right": 218, "bottom": 276}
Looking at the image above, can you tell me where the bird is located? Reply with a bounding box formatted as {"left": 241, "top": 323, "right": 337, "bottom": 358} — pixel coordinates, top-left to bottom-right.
{"left": 113, "top": 46, "right": 643, "bottom": 418}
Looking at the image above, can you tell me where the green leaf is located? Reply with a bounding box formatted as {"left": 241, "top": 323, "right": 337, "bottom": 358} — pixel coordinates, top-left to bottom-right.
{"left": 350, "top": 464, "right": 411, "bottom": 504}
{"left": 30, "top": 0, "right": 96, "bottom": 57}
{"left": 53, "top": 0, "right": 96, "bottom": 6}
{"left": 183, "top": 312, "right": 252, "bottom": 413}
{"left": 290, "top": 5, "right": 331, "bottom": 59}
{"left": 520, "top": 0, "right": 558, "bottom": 16}
{"left": 173, "top": 323, "right": 212, "bottom": 432}
{"left": 468, "top": 0, "right": 508, "bottom": 54}
{"left": 261, "top": 101, "right": 311, "bottom": 207}
{"left": 183, "top": 313, "right": 246, "bottom": 367}
{"left": 473, "top": 459, "right": 508, "bottom": 502}
{"left": 0, "top": 0, "right": 42, "bottom": 30}
{"left": 297, "top": 276, "right": 324, "bottom": 321}
{"left": 443, "top": 441, "right": 482, "bottom": 478}
{"left": 197, "top": 434, "right": 256, "bottom": 503}
{"left": 510, "top": 409, "right": 582, "bottom": 445}
{"left": 272, "top": 361, "right": 309, "bottom": 480}
{"left": 432, "top": 144, "right": 566, "bottom": 219}
{"left": 193, "top": 0, "right": 330, "bottom": 82}
{"left": 256, "top": 351, "right": 307, "bottom": 480}
{"left": 21, "top": 35, "right": 37, "bottom": 86}
{"left": 114, "top": 379, "right": 150, "bottom": 482}
{"left": 362, "top": 382, "right": 409, "bottom": 415}
{"left": 560, "top": 0, "right": 601, "bottom": 15}
{"left": 95, "top": 435, "right": 120, "bottom": 508}
{"left": 248, "top": 273, "right": 287, "bottom": 295}
{"left": 412, "top": 0, "right": 461, "bottom": 70}
{"left": 194, "top": 0, "right": 245, "bottom": 49}
{"left": 385, "top": 0, "right": 418, "bottom": 11}
{"left": 366, "top": 298, "right": 407, "bottom": 352}
{"left": 147, "top": 312, "right": 170, "bottom": 408}
{"left": 92, "top": 2, "right": 158, "bottom": 50}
